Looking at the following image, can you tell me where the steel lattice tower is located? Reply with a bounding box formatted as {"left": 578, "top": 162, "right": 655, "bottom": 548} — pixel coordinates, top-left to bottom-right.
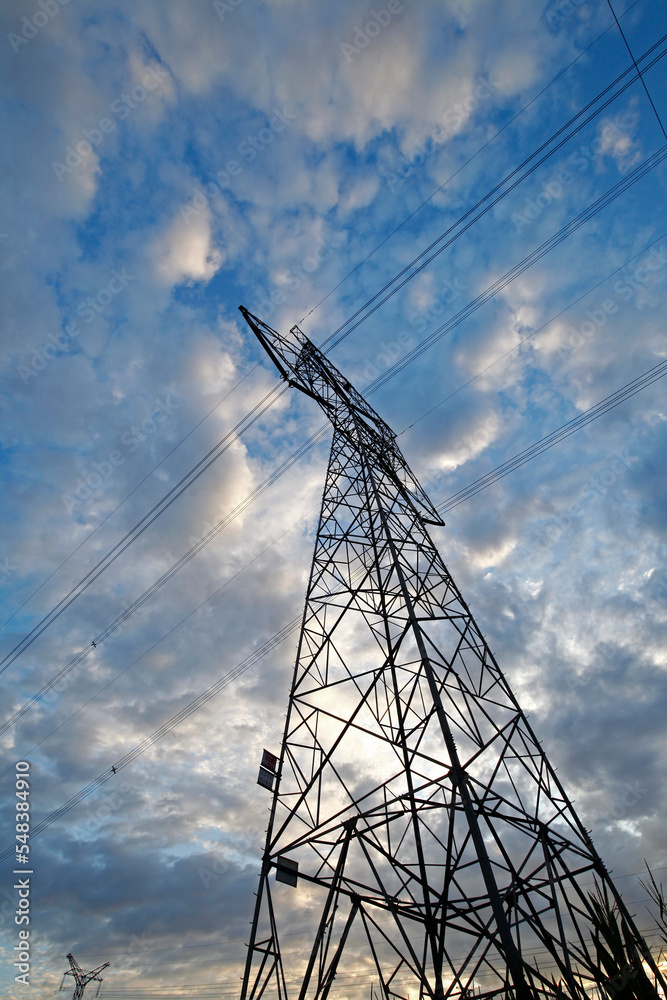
{"left": 63, "top": 953, "right": 109, "bottom": 1000}
{"left": 238, "top": 308, "right": 664, "bottom": 1000}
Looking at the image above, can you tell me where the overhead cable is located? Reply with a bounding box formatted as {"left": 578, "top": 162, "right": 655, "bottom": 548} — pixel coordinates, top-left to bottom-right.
{"left": 2, "top": 357, "right": 664, "bottom": 860}
{"left": 435, "top": 360, "right": 667, "bottom": 513}
{"left": 3, "top": 36, "right": 665, "bottom": 678}
{"left": 4, "top": 170, "right": 666, "bottom": 736}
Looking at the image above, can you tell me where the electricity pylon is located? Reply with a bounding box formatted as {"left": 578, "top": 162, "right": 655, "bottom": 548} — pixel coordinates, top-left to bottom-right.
{"left": 63, "top": 954, "right": 109, "bottom": 1000}
{"left": 238, "top": 307, "right": 664, "bottom": 1000}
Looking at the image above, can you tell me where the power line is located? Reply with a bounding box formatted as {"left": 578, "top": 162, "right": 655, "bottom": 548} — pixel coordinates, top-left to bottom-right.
{"left": 4, "top": 197, "right": 666, "bottom": 744}
{"left": 2, "top": 36, "right": 664, "bottom": 680}
{"left": 80, "top": 924, "right": 667, "bottom": 989}
{"left": 400, "top": 229, "right": 667, "bottom": 435}
{"left": 2, "top": 355, "right": 664, "bottom": 862}
{"left": 607, "top": 0, "right": 667, "bottom": 141}
{"left": 320, "top": 35, "right": 667, "bottom": 352}
{"left": 0, "top": 615, "right": 301, "bottom": 864}
{"left": 0, "top": 364, "right": 262, "bottom": 635}
{"left": 367, "top": 142, "right": 667, "bottom": 395}
{"left": 0, "top": 383, "right": 286, "bottom": 675}
{"left": 435, "top": 359, "right": 667, "bottom": 513}
{"left": 0, "top": 429, "right": 327, "bottom": 740}
{"left": 3, "top": 19, "right": 619, "bottom": 639}
{"left": 5, "top": 232, "right": 662, "bottom": 738}
{"left": 297, "top": 0, "right": 645, "bottom": 327}
{"left": 0, "top": 504, "right": 319, "bottom": 773}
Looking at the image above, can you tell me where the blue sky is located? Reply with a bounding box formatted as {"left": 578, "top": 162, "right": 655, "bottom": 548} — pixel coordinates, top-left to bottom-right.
{"left": 1, "top": 0, "right": 666, "bottom": 996}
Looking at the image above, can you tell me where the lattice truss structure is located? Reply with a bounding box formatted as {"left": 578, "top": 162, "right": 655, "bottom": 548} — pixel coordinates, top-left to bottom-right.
{"left": 238, "top": 308, "right": 663, "bottom": 1000}
{"left": 63, "top": 953, "right": 109, "bottom": 1000}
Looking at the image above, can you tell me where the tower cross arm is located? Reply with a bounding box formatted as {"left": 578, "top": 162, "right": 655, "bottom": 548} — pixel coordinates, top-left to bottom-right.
{"left": 239, "top": 306, "right": 444, "bottom": 526}
{"left": 64, "top": 955, "right": 110, "bottom": 986}
{"left": 239, "top": 307, "right": 393, "bottom": 431}
{"left": 87, "top": 963, "right": 110, "bottom": 980}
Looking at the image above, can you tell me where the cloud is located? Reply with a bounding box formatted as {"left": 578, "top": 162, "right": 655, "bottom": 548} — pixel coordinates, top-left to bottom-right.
{"left": 1, "top": 0, "right": 666, "bottom": 995}
{"left": 596, "top": 104, "right": 642, "bottom": 173}
{"left": 151, "top": 208, "right": 224, "bottom": 286}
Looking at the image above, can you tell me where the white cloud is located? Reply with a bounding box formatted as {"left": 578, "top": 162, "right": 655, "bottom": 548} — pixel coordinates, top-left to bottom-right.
{"left": 1, "top": 0, "right": 666, "bottom": 995}
{"left": 596, "top": 106, "right": 641, "bottom": 173}
{"left": 432, "top": 407, "right": 506, "bottom": 471}
{"left": 151, "top": 208, "right": 224, "bottom": 286}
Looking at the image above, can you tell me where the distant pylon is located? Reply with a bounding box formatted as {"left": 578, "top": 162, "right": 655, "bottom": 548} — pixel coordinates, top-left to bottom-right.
{"left": 238, "top": 307, "right": 665, "bottom": 1000}
{"left": 63, "top": 953, "right": 109, "bottom": 1000}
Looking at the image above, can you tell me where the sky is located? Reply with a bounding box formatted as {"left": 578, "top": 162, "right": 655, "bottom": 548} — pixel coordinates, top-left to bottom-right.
{"left": 0, "top": 0, "right": 666, "bottom": 997}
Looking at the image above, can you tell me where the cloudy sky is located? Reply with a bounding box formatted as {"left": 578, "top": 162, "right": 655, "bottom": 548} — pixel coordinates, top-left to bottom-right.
{"left": 1, "top": 0, "right": 666, "bottom": 996}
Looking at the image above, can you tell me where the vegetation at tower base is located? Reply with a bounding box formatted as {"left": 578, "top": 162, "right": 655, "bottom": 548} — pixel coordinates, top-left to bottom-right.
{"left": 587, "top": 885, "right": 659, "bottom": 1000}
{"left": 237, "top": 307, "right": 666, "bottom": 1000}
{"left": 639, "top": 865, "right": 667, "bottom": 957}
